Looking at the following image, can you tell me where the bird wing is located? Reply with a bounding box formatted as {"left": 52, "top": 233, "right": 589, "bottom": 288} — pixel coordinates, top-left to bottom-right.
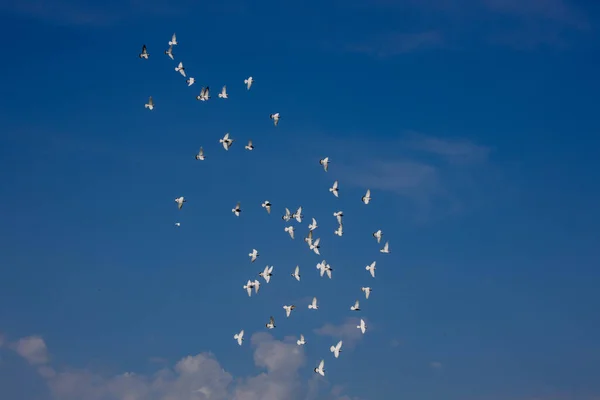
{"left": 312, "top": 297, "right": 317, "bottom": 307}
{"left": 246, "top": 285, "right": 252, "bottom": 297}
{"left": 319, "top": 360, "right": 324, "bottom": 370}
{"left": 354, "top": 300, "right": 360, "bottom": 308}
{"left": 294, "top": 265, "right": 299, "bottom": 275}
{"left": 171, "top": 33, "right": 176, "bottom": 42}
{"left": 270, "top": 316, "right": 275, "bottom": 324}
{"left": 148, "top": 96, "right": 153, "bottom": 106}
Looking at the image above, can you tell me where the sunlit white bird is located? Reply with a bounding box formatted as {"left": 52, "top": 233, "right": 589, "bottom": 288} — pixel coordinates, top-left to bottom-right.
{"left": 319, "top": 157, "right": 329, "bottom": 172}
{"left": 317, "top": 261, "right": 333, "bottom": 279}
{"left": 362, "top": 189, "right": 371, "bottom": 204}
{"left": 195, "top": 147, "right": 205, "bottom": 160}
{"left": 144, "top": 96, "right": 154, "bottom": 110}
{"left": 234, "top": 330, "right": 244, "bottom": 346}
{"left": 270, "top": 113, "right": 280, "bottom": 126}
{"left": 361, "top": 287, "right": 372, "bottom": 299}
{"left": 292, "top": 207, "right": 303, "bottom": 223}
{"left": 164, "top": 45, "right": 174, "bottom": 60}
{"left": 232, "top": 202, "right": 241, "bottom": 217}
{"left": 291, "top": 265, "right": 300, "bottom": 281}
{"left": 314, "top": 360, "right": 325, "bottom": 376}
{"left": 310, "top": 237, "right": 320, "bottom": 255}
{"left": 249, "top": 249, "right": 259, "bottom": 263}
{"left": 333, "top": 211, "right": 343, "bottom": 225}
{"left": 259, "top": 265, "right": 274, "bottom": 283}
{"left": 253, "top": 279, "right": 261, "bottom": 294}
{"left": 308, "top": 218, "right": 318, "bottom": 231}
{"left": 373, "top": 230, "right": 383, "bottom": 243}
{"left": 329, "top": 180, "right": 339, "bottom": 197}
{"left": 266, "top": 316, "right": 275, "bottom": 329}
{"left": 366, "top": 261, "right": 376, "bottom": 278}
{"left": 196, "top": 86, "right": 210, "bottom": 101}
{"left": 220, "top": 133, "right": 233, "bottom": 150}
{"left": 305, "top": 230, "right": 313, "bottom": 247}
{"left": 330, "top": 340, "right": 343, "bottom": 358}
{"left": 218, "top": 85, "right": 228, "bottom": 98}
{"left": 380, "top": 241, "right": 390, "bottom": 254}
{"left": 334, "top": 225, "right": 343, "bottom": 237}
{"left": 350, "top": 300, "right": 360, "bottom": 311}
{"left": 186, "top": 77, "right": 195, "bottom": 86}
{"left": 175, "top": 222, "right": 181, "bottom": 227}
{"left": 284, "top": 226, "right": 295, "bottom": 239}
{"left": 244, "top": 76, "right": 253, "bottom": 90}
{"left": 357, "top": 319, "right": 367, "bottom": 334}
{"left": 175, "top": 62, "right": 186, "bottom": 77}
{"left": 175, "top": 196, "right": 186, "bottom": 209}
{"left": 244, "top": 139, "right": 254, "bottom": 151}
{"left": 308, "top": 297, "right": 319, "bottom": 310}
{"left": 139, "top": 44, "right": 149, "bottom": 59}
{"left": 243, "top": 280, "right": 254, "bottom": 297}
{"left": 283, "top": 305, "right": 296, "bottom": 318}
{"left": 297, "top": 334, "right": 306, "bottom": 346}
{"left": 262, "top": 200, "right": 272, "bottom": 214}
{"left": 282, "top": 208, "right": 292, "bottom": 222}
{"left": 168, "top": 33, "right": 178, "bottom": 46}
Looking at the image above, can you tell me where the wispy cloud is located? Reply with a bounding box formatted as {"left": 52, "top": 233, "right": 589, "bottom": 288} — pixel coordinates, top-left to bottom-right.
{"left": 10, "top": 335, "right": 49, "bottom": 365}
{"left": 430, "top": 361, "right": 443, "bottom": 369}
{"left": 313, "top": 317, "right": 368, "bottom": 349}
{"left": 346, "top": 31, "right": 444, "bottom": 57}
{"left": 406, "top": 132, "right": 491, "bottom": 164}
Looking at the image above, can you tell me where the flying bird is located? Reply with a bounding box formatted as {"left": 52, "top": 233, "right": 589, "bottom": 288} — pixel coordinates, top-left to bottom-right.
{"left": 284, "top": 226, "right": 295, "bottom": 239}
{"left": 380, "top": 241, "right": 390, "bottom": 254}
{"left": 186, "top": 77, "right": 195, "bottom": 87}
{"left": 308, "top": 218, "right": 318, "bottom": 231}
{"left": 195, "top": 147, "right": 205, "bottom": 160}
{"left": 310, "top": 237, "right": 321, "bottom": 255}
{"left": 283, "top": 305, "right": 296, "bottom": 318}
{"left": 249, "top": 249, "right": 259, "bottom": 263}
{"left": 282, "top": 208, "right": 292, "bottom": 222}
{"left": 175, "top": 196, "right": 186, "bottom": 209}
{"left": 292, "top": 207, "right": 303, "bottom": 223}
{"left": 266, "top": 316, "right": 276, "bottom": 329}
{"left": 244, "top": 76, "right": 253, "bottom": 90}
{"left": 316, "top": 261, "right": 333, "bottom": 279}
{"left": 308, "top": 297, "right": 319, "bottom": 310}
{"left": 175, "top": 62, "right": 186, "bottom": 77}
{"left": 245, "top": 140, "right": 254, "bottom": 151}
{"left": 270, "top": 113, "right": 280, "bottom": 126}
{"left": 373, "top": 230, "right": 383, "bottom": 243}
{"left": 334, "top": 225, "right": 343, "bottom": 237}
{"left": 220, "top": 133, "right": 233, "bottom": 150}
{"left": 333, "top": 211, "right": 343, "bottom": 225}
{"left": 357, "top": 319, "right": 367, "bottom": 334}
{"left": 319, "top": 157, "right": 330, "bottom": 172}
{"left": 261, "top": 200, "right": 271, "bottom": 214}
{"left": 361, "top": 287, "right": 372, "bottom": 299}
{"left": 291, "top": 265, "right": 300, "bottom": 281}
{"left": 314, "top": 360, "right": 325, "bottom": 376}
{"left": 168, "top": 33, "right": 177, "bottom": 46}
{"left": 232, "top": 202, "right": 241, "bottom": 217}
{"left": 175, "top": 222, "right": 181, "bottom": 227}
{"left": 243, "top": 280, "right": 255, "bottom": 297}
{"left": 196, "top": 86, "right": 210, "bottom": 101}
{"left": 234, "top": 330, "right": 244, "bottom": 346}
{"left": 297, "top": 334, "right": 306, "bottom": 346}
{"left": 259, "top": 265, "right": 274, "bottom": 283}
{"left": 144, "top": 96, "right": 154, "bottom": 110}
{"left": 164, "top": 45, "right": 174, "bottom": 60}
{"left": 253, "top": 279, "right": 261, "bottom": 294}
{"left": 366, "top": 261, "right": 376, "bottom": 278}
{"left": 330, "top": 340, "right": 343, "bottom": 358}
{"left": 350, "top": 300, "right": 360, "bottom": 311}
{"left": 305, "top": 230, "right": 314, "bottom": 247}
{"left": 218, "top": 85, "right": 228, "bottom": 99}
{"left": 139, "top": 44, "right": 149, "bottom": 59}
{"left": 329, "top": 181, "right": 339, "bottom": 197}
{"left": 362, "top": 189, "right": 371, "bottom": 204}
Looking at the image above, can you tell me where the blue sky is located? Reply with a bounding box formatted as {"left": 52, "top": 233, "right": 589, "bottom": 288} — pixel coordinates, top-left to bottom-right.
{"left": 1, "top": 0, "right": 599, "bottom": 399}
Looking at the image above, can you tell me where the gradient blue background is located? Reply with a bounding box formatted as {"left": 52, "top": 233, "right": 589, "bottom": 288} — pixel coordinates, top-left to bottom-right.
{"left": 1, "top": 0, "right": 599, "bottom": 399}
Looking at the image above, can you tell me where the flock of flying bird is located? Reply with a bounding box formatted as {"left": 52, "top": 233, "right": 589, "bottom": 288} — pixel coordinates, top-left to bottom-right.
{"left": 140, "top": 33, "right": 391, "bottom": 379}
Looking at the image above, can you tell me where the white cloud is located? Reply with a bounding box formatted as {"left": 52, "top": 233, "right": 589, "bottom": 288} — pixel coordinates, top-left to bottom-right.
{"left": 313, "top": 318, "right": 367, "bottom": 349}
{"left": 11, "top": 335, "right": 49, "bottom": 365}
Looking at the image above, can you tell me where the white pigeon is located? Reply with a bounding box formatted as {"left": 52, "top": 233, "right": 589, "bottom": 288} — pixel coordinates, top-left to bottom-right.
{"left": 284, "top": 226, "right": 295, "bottom": 239}
{"left": 330, "top": 340, "right": 343, "bottom": 358}
{"left": 175, "top": 62, "right": 186, "bottom": 77}
{"left": 282, "top": 208, "right": 292, "bottom": 222}
{"left": 186, "top": 77, "right": 195, "bottom": 87}
{"left": 270, "top": 113, "right": 280, "bottom": 126}
{"left": 175, "top": 196, "right": 186, "bottom": 209}
{"left": 373, "top": 230, "right": 383, "bottom": 243}
{"left": 164, "top": 44, "right": 174, "bottom": 60}
{"left": 291, "top": 265, "right": 300, "bottom": 281}
{"left": 350, "top": 300, "right": 360, "bottom": 311}
{"left": 168, "top": 33, "right": 178, "bottom": 46}
{"left": 296, "top": 334, "right": 306, "bottom": 346}
{"left": 362, "top": 189, "right": 371, "bottom": 204}
{"left": 366, "top": 261, "right": 376, "bottom": 278}
{"left": 261, "top": 200, "right": 272, "bottom": 214}
{"left": 196, "top": 86, "right": 210, "bottom": 101}
{"left": 308, "top": 218, "right": 318, "bottom": 231}
{"left": 234, "top": 330, "right": 244, "bottom": 346}
{"left": 334, "top": 225, "right": 343, "bottom": 237}
{"left": 259, "top": 265, "right": 274, "bottom": 283}
{"left": 175, "top": 222, "right": 181, "bottom": 227}
{"left": 283, "top": 305, "right": 296, "bottom": 318}
{"left": 310, "top": 238, "right": 320, "bottom": 255}
{"left": 292, "top": 207, "right": 303, "bottom": 223}
{"left": 220, "top": 133, "right": 234, "bottom": 150}
{"left": 245, "top": 140, "right": 254, "bottom": 151}
{"left": 380, "top": 241, "right": 390, "bottom": 254}
{"left": 305, "top": 230, "right": 314, "bottom": 247}
{"left": 316, "top": 261, "right": 327, "bottom": 277}
{"left": 333, "top": 211, "right": 343, "bottom": 225}
{"left": 357, "top": 319, "right": 367, "bottom": 334}
{"left": 361, "top": 287, "right": 372, "bottom": 299}
{"left": 329, "top": 180, "right": 339, "bottom": 197}
{"left": 243, "top": 280, "right": 255, "bottom": 297}
{"left": 244, "top": 76, "right": 253, "bottom": 90}
{"left": 195, "top": 147, "right": 205, "bottom": 160}
{"left": 144, "top": 96, "right": 154, "bottom": 110}
{"left": 232, "top": 202, "right": 241, "bottom": 217}
{"left": 139, "top": 44, "right": 149, "bottom": 59}
{"left": 319, "top": 157, "right": 329, "bottom": 172}
{"left": 308, "top": 297, "right": 318, "bottom": 310}
{"left": 253, "top": 279, "right": 261, "bottom": 293}
{"left": 218, "top": 85, "right": 228, "bottom": 99}
{"left": 249, "top": 249, "right": 259, "bottom": 263}
{"left": 266, "top": 316, "right": 275, "bottom": 329}
{"left": 314, "top": 360, "right": 325, "bottom": 376}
